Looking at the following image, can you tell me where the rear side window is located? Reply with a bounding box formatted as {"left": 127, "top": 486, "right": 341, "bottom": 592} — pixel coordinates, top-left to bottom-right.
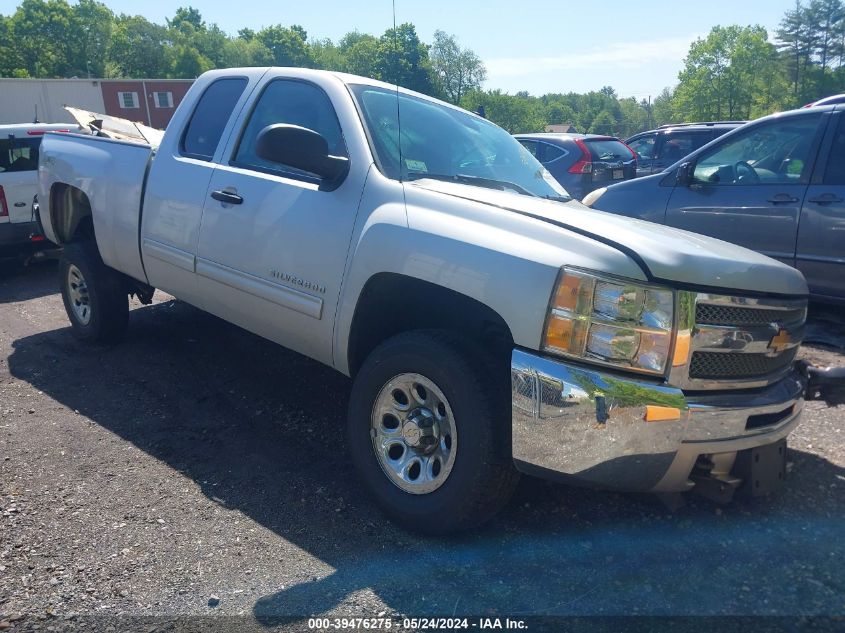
{"left": 181, "top": 78, "right": 248, "bottom": 161}
{"left": 518, "top": 139, "right": 539, "bottom": 158}
{"left": 658, "top": 132, "right": 711, "bottom": 162}
{"left": 541, "top": 143, "right": 567, "bottom": 162}
{"left": 824, "top": 116, "right": 845, "bottom": 185}
{"left": 0, "top": 137, "right": 40, "bottom": 173}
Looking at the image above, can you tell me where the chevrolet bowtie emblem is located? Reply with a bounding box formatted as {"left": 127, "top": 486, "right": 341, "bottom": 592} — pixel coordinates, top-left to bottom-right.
{"left": 768, "top": 329, "right": 792, "bottom": 353}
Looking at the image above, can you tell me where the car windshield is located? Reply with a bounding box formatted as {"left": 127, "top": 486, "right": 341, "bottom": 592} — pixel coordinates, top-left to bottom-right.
{"left": 350, "top": 84, "right": 570, "bottom": 201}
{"left": 585, "top": 139, "right": 632, "bottom": 161}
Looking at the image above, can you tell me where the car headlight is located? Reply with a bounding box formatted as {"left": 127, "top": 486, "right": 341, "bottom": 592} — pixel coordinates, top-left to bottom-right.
{"left": 542, "top": 268, "right": 675, "bottom": 375}
{"left": 581, "top": 187, "right": 607, "bottom": 207}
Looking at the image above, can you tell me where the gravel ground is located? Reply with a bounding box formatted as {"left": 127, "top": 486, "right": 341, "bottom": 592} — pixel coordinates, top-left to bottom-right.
{"left": 0, "top": 261, "right": 843, "bottom": 632}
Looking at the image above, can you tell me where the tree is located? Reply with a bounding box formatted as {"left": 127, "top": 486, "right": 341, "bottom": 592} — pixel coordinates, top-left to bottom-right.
{"left": 0, "top": 14, "right": 27, "bottom": 76}
{"left": 168, "top": 43, "right": 213, "bottom": 78}
{"left": 460, "top": 89, "right": 545, "bottom": 133}
{"left": 430, "top": 30, "right": 486, "bottom": 104}
{"left": 221, "top": 36, "right": 273, "bottom": 68}
{"left": 167, "top": 6, "right": 204, "bottom": 34}
{"left": 107, "top": 14, "right": 168, "bottom": 78}
{"left": 673, "top": 25, "right": 783, "bottom": 121}
{"left": 338, "top": 31, "right": 379, "bottom": 77}
{"left": 375, "top": 23, "right": 438, "bottom": 95}
{"left": 256, "top": 24, "right": 313, "bottom": 67}
{"left": 589, "top": 110, "right": 617, "bottom": 135}
{"left": 652, "top": 87, "right": 677, "bottom": 125}
{"left": 808, "top": 0, "right": 845, "bottom": 94}
{"left": 8, "top": 0, "right": 76, "bottom": 77}
{"left": 69, "top": 0, "right": 114, "bottom": 77}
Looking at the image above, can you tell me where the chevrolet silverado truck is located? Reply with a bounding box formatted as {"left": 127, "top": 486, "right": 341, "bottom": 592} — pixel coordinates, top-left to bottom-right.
{"left": 37, "top": 68, "right": 823, "bottom": 533}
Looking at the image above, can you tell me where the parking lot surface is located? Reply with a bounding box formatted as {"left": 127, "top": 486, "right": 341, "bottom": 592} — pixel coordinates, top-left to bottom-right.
{"left": 1, "top": 262, "right": 843, "bottom": 630}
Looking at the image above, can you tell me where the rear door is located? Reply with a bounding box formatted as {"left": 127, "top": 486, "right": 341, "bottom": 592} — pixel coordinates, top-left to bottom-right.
{"left": 664, "top": 112, "right": 825, "bottom": 267}
{"left": 0, "top": 135, "right": 40, "bottom": 224}
{"left": 797, "top": 111, "right": 845, "bottom": 300}
{"left": 141, "top": 76, "right": 253, "bottom": 305}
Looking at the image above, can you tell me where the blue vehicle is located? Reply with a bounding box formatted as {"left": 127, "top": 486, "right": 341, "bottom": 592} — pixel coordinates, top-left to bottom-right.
{"left": 625, "top": 121, "right": 744, "bottom": 177}
{"left": 584, "top": 105, "right": 845, "bottom": 303}
{"left": 514, "top": 133, "right": 637, "bottom": 200}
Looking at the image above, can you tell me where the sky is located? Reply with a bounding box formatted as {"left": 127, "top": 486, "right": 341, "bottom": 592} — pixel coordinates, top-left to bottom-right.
{"left": 0, "top": 0, "right": 799, "bottom": 99}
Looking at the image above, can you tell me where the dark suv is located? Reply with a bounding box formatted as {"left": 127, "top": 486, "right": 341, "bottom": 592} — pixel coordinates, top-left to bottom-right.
{"left": 514, "top": 133, "right": 637, "bottom": 200}
{"left": 626, "top": 121, "right": 745, "bottom": 177}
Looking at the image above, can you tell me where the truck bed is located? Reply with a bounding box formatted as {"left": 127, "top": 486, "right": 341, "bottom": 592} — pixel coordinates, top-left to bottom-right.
{"left": 39, "top": 132, "right": 153, "bottom": 284}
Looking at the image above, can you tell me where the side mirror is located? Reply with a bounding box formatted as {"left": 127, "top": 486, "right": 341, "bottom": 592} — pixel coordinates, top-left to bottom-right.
{"left": 676, "top": 161, "right": 694, "bottom": 186}
{"left": 255, "top": 124, "right": 349, "bottom": 184}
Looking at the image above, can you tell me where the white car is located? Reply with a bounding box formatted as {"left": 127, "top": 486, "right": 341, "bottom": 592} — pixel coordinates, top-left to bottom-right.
{"left": 1, "top": 123, "right": 79, "bottom": 257}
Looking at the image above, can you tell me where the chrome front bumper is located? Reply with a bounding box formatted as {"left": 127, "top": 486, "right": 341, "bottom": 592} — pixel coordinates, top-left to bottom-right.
{"left": 511, "top": 349, "right": 805, "bottom": 492}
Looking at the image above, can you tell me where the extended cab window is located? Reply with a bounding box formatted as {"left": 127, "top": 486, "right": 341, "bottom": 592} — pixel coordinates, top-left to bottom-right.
{"left": 0, "top": 137, "right": 40, "bottom": 172}
{"left": 692, "top": 115, "right": 821, "bottom": 185}
{"left": 181, "top": 78, "right": 247, "bottom": 161}
{"left": 233, "top": 79, "right": 347, "bottom": 179}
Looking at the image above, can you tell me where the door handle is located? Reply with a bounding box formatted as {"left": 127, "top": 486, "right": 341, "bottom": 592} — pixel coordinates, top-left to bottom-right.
{"left": 767, "top": 194, "right": 800, "bottom": 204}
{"left": 211, "top": 190, "right": 243, "bottom": 205}
{"left": 807, "top": 193, "right": 844, "bottom": 204}
{"left": 13, "top": 202, "right": 26, "bottom": 207}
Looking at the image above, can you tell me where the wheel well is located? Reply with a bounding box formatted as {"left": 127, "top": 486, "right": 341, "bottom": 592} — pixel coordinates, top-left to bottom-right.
{"left": 347, "top": 273, "right": 514, "bottom": 376}
{"left": 50, "top": 183, "right": 93, "bottom": 243}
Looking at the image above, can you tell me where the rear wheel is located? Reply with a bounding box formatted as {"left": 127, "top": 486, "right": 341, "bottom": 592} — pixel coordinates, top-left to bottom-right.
{"left": 348, "top": 331, "right": 519, "bottom": 534}
{"left": 59, "top": 240, "right": 128, "bottom": 343}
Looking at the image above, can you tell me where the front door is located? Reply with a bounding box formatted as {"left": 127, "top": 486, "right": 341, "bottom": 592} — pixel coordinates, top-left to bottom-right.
{"left": 798, "top": 112, "right": 845, "bottom": 300}
{"left": 664, "top": 112, "right": 825, "bottom": 267}
{"left": 195, "top": 78, "right": 368, "bottom": 366}
{"left": 627, "top": 133, "right": 657, "bottom": 176}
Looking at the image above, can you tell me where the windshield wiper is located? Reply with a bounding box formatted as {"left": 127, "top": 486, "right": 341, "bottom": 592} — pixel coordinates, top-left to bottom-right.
{"left": 405, "top": 171, "right": 537, "bottom": 197}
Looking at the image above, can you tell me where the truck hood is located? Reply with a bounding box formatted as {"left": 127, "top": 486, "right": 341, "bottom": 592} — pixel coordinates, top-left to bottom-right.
{"left": 408, "top": 179, "right": 808, "bottom": 296}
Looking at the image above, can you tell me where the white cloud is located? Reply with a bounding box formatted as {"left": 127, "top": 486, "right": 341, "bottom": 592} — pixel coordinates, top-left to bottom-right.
{"left": 485, "top": 34, "right": 698, "bottom": 79}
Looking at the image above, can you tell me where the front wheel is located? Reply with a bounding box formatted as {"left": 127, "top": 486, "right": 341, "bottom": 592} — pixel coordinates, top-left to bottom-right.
{"left": 347, "top": 331, "right": 519, "bottom": 534}
{"left": 59, "top": 240, "right": 129, "bottom": 343}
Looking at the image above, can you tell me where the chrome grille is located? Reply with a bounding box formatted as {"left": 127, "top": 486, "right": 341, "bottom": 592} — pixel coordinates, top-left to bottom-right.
{"left": 695, "top": 304, "right": 806, "bottom": 327}
{"left": 689, "top": 348, "right": 799, "bottom": 380}
{"left": 671, "top": 292, "right": 807, "bottom": 390}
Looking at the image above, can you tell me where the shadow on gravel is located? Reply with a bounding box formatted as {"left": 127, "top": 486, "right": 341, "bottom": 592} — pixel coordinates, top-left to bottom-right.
{"left": 0, "top": 259, "right": 58, "bottom": 303}
{"left": 6, "top": 299, "right": 845, "bottom": 620}
{"left": 806, "top": 304, "right": 845, "bottom": 350}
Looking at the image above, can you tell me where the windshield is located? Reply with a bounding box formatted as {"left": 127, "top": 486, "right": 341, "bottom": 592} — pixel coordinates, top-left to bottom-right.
{"left": 350, "top": 84, "right": 569, "bottom": 200}
{"left": 585, "top": 139, "right": 634, "bottom": 162}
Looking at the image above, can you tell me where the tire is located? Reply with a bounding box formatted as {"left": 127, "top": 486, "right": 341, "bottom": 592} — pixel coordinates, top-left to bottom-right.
{"left": 347, "top": 330, "right": 520, "bottom": 534}
{"left": 59, "top": 240, "right": 128, "bottom": 343}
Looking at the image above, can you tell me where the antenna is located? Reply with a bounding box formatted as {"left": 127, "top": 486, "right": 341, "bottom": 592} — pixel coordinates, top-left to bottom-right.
{"left": 392, "top": 0, "right": 403, "bottom": 180}
{"left": 33, "top": 104, "right": 39, "bottom": 124}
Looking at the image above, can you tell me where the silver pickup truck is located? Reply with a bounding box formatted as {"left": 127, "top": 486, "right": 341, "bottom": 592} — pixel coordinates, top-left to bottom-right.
{"left": 38, "top": 67, "right": 816, "bottom": 533}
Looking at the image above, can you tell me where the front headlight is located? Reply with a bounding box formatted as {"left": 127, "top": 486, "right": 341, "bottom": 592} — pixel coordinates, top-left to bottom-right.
{"left": 581, "top": 187, "right": 607, "bottom": 207}
{"left": 543, "top": 268, "right": 675, "bottom": 375}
